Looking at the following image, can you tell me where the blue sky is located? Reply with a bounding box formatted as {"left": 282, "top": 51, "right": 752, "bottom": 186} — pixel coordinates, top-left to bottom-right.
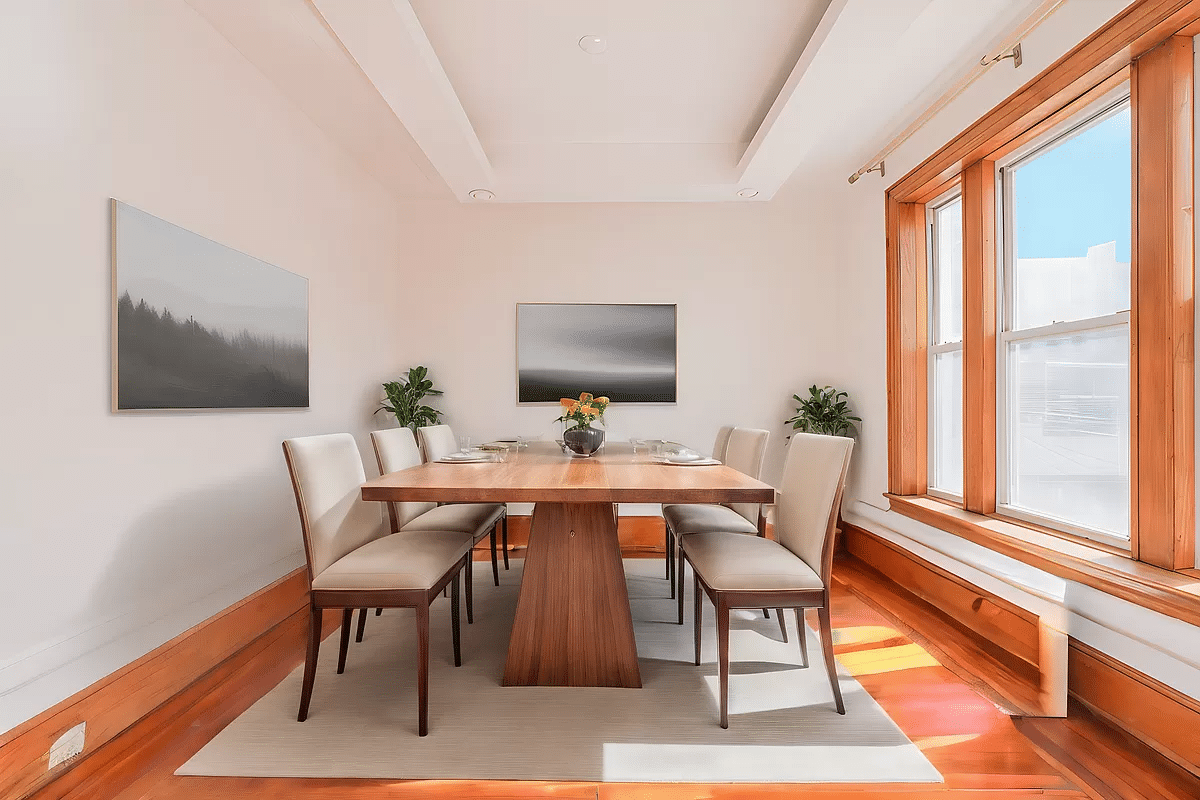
{"left": 1012, "top": 105, "right": 1131, "bottom": 262}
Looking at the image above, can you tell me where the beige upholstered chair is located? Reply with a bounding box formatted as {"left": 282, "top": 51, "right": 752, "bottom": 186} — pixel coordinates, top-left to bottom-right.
{"left": 661, "top": 425, "right": 734, "bottom": 582}
{"left": 283, "top": 433, "right": 472, "bottom": 736}
{"left": 372, "top": 427, "right": 507, "bottom": 623}
{"left": 664, "top": 427, "right": 770, "bottom": 609}
{"left": 682, "top": 432, "right": 853, "bottom": 728}
{"left": 417, "top": 424, "right": 509, "bottom": 577}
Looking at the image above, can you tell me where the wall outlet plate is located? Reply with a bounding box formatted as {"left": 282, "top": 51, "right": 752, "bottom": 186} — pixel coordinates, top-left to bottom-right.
{"left": 48, "top": 722, "right": 85, "bottom": 770}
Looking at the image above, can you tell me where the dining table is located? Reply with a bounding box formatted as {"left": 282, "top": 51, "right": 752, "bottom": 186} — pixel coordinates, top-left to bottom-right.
{"left": 360, "top": 440, "right": 776, "bottom": 689}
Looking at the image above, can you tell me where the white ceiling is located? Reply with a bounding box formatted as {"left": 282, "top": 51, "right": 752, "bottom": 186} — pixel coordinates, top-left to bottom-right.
{"left": 186, "top": 0, "right": 1064, "bottom": 203}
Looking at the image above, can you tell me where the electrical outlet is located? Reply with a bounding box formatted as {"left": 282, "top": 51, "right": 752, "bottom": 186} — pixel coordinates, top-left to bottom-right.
{"left": 48, "top": 722, "right": 85, "bottom": 770}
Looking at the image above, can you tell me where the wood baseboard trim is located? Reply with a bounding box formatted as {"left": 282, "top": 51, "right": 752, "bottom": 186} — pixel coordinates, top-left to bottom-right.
{"left": 841, "top": 522, "right": 1065, "bottom": 717}
{"left": 1069, "top": 638, "right": 1200, "bottom": 777}
{"left": 1, "top": 567, "right": 312, "bottom": 800}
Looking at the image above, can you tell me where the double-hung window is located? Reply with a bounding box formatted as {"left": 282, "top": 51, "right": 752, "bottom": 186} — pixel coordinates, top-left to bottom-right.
{"left": 928, "top": 192, "right": 964, "bottom": 499}
{"left": 996, "top": 95, "right": 1132, "bottom": 546}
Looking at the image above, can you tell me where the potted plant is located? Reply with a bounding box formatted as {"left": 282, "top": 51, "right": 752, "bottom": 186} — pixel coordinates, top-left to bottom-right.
{"left": 556, "top": 392, "right": 609, "bottom": 456}
{"left": 785, "top": 385, "right": 861, "bottom": 438}
{"left": 376, "top": 365, "right": 444, "bottom": 433}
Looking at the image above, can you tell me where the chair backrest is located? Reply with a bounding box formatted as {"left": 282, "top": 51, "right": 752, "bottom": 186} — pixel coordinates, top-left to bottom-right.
{"left": 370, "top": 427, "right": 437, "bottom": 530}
{"left": 724, "top": 427, "right": 770, "bottom": 525}
{"left": 712, "top": 425, "right": 735, "bottom": 462}
{"left": 417, "top": 424, "right": 457, "bottom": 463}
{"left": 282, "top": 433, "right": 387, "bottom": 583}
{"left": 774, "top": 432, "right": 854, "bottom": 587}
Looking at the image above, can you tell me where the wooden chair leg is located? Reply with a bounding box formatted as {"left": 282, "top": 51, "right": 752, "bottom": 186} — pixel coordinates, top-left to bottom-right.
{"left": 451, "top": 572, "right": 462, "bottom": 667}
{"left": 375, "top": 608, "right": 382, "bottom": 616}
{"left": 776, "top": 608, "right": 788, "bottom": 643}
{"left": 465, "top": 553, "right": 474, "bottom": 624}
{"left": 693, "top": 570, "right": 703, "bottom": 666}
{"left": 717, "top": 596, "right": 730, "bottom": 729}
{"left": 297, "top": 604, "right": 321, "bottom": 722}
{"left": 490, "top": 525, "right": 500, "bottom": 586}
{"left": 355, "top": 607, "right": 368, "bottom": 643}
{"left": 501, "top": 513, "right": 509, "bottom": 570}
{"left": 337, "top": 609, "right": 353, "bottom": 674}
{"left": 818, "top": 605, "right": 845, "bottom": 714}
{"left": 678, "top": 542, "right": 688, "bottom": 625}
{"left": 416, "top": 601, "right": 430, "bottom": 736}
{"left": 664, "top": 524, "right": 672, "bottom": 580}
{"left": 763, "top": 608, "right": 771, "bottom": 619}
{"left": 795, "top": 608, "right": 809, "bottom": 668}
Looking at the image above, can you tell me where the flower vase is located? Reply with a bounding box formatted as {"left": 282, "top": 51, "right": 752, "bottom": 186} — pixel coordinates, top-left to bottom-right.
{"left": 563, "top": 425, "right": 605, "bottom": 457}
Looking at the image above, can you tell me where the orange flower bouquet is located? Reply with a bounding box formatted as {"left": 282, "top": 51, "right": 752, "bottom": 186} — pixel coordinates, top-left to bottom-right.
{"left": 555, "top": 392, "right": 609, "bottom": 456}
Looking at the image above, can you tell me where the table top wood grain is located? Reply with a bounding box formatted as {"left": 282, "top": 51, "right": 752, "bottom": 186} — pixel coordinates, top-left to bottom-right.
{"left": 360, "top": 441, "right": 776, "bottom": 505}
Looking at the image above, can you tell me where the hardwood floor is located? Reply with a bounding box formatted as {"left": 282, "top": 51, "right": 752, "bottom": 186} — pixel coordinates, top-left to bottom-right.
{"left": 24, "top": 551, "right": 1200, "bottom": 800}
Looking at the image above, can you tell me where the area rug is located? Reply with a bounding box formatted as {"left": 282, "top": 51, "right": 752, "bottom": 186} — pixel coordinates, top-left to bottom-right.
{"left": 178, "top": 559, "right": 941, "bottom": 784}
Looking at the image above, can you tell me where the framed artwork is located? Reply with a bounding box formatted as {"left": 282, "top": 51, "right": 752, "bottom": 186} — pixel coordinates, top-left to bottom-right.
{"left": 516, "top": 303, "right": 677, "bottom": 403}
{"left": 111, "top": 200, "right": 309, "bottom": 410}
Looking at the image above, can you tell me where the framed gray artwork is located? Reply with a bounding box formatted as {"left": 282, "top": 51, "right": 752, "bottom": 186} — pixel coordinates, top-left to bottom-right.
{"left": 111, "top": 200, "right": 309, "bottom": 410}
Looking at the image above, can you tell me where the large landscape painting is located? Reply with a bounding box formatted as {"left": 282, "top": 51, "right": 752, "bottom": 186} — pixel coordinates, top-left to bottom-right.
{"left": 517, "top": 303, "right": 677, "bottom": 403}
{"left": 112, "top": 201, "right": 309, "bottom": 410}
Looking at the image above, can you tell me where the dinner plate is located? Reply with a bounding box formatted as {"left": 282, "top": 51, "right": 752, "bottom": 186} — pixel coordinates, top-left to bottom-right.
{"left": 438, "top": 453, "right": 492, "bottom": 463}
{"left": 653, "top": 456, "right": 722, "bottom": 466}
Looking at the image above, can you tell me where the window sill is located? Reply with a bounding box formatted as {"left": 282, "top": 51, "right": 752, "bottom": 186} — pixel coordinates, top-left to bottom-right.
{"left": 885, "top": 493, "right": 1200, "bottom": 629}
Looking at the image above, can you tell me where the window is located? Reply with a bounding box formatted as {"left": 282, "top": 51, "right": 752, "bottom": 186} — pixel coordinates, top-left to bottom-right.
{"left": 928, "top": 193, "right": 963, "bottom": 499}
{"left": 997, "top": 97, "right": 1131, "bottom": 545}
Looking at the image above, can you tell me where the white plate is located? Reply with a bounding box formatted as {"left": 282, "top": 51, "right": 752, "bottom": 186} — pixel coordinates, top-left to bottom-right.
{"left": 653, "top": 456, "right": 722, "bottom": 466}
{"left": 438, "top": 453, "right": 492, "bottom": 463}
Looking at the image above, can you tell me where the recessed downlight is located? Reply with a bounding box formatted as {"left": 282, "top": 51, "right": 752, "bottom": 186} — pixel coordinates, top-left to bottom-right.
{"left": 736, "top": 188, "right": 759, "bottom": 198}
{"left": 468, "top": 189, "right": 495, "bottom": 201}
{"left": 578, "top": 35, "right": 607, "bottom": 54}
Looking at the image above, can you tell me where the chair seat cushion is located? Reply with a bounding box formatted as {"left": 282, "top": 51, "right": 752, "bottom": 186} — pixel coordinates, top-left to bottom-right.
{"left": 663, "top": 503, "right": 758, "bottom": 536}
{"left": 400, "top": 503, "right": 505, "bottom": 541}
{"left": 312, "top": 530, "right": 472, "bottom": 591}
{"left": 682, "top": 532, "right": 824, "bottom": 592}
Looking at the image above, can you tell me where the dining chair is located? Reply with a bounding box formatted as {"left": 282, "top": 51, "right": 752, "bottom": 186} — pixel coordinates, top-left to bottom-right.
{"left": 665, "top": 427, "right": 770, "bottom": 609}
{"left": 661, "top": 425, "right": 734, "bottom": 583}
{"left": 372, "top": 426, "right": 506, "bottom": 623}
{"left": 682, "top": 432, "right": 853, "bottom": 728}
{"left": 417, "top": 424, "right": 509, "bottom": 578}
{"left": 283, "top": 433, "right": 471, "bottom": 736}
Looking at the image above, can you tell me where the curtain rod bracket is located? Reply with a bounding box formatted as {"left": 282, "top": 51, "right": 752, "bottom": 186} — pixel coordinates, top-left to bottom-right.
{"left": 981, "top": 42, "right": 1023, "bottom": 69}
{"left": 848, "top": 161, "right": 885, "bottom": 185}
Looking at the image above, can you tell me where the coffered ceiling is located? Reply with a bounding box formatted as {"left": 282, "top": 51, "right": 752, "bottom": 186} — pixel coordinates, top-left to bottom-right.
{"left": 186, "top": 0, "right": 1069, "bottom": 203}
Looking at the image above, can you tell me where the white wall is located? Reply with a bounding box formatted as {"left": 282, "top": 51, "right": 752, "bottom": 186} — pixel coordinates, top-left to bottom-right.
{"left": 824, "top": 0, "right": 1200, "bottom": 702}
{"left": 0, "top": 0, "right": 408, "bottom": 733}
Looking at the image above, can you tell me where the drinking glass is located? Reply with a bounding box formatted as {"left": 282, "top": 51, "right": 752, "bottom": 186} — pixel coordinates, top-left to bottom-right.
{"left": 630, "top": 438, "right": 647, "bottom": 457}
{"left": 492, "top": 446, "right": 510, "bottom": 463}
{"left": 458, "top": 434, "right": 472, "bottom": 455}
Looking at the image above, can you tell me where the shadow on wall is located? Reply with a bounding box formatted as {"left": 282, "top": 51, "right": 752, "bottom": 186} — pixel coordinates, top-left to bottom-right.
{"left": 81, "top": 466, "right": 303, "bottom": 636}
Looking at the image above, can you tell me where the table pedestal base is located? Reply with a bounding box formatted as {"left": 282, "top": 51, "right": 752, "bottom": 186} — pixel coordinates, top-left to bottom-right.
{"left": 502, "top": 502, "right": 642, "bottom": 688}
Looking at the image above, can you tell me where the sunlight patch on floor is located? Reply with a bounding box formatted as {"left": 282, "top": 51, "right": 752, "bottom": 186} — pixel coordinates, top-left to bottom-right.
{"left": 836, "top": 643, "right": 939, "bottom": 676}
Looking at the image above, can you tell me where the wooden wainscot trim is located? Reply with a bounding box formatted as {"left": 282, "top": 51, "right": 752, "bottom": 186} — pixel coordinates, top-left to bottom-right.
{"left": 841, "top": 522, "right": 1065, "bottom": 717}
{"left": 886, "top": 493, "right": 1200, "bottom": 629}
{"left": 1070, "top": 638, "right": 1200, "bottom": 776}
{"left": 885, "top": 197, "right": 929, "bottom": 495}
{"left": 0, "top": 568, "right": 311, "bottom": 800}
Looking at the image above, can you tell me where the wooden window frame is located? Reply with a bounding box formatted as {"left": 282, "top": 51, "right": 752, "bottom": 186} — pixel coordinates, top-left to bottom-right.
{"left": 886, "top": 0, "right": 1196, "bottom": 575}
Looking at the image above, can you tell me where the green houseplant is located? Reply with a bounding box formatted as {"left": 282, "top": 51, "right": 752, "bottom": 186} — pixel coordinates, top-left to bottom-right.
{"left": 376, "top": 365, "right": 444, "bottom": 432}
{"left": 785, "top": 385, "right": 861, "bottom": 438}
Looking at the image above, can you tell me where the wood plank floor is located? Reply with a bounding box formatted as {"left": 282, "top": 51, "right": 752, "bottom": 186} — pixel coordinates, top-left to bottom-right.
{"left": 25, "top": 550, "right": 1200, "bottom": 800}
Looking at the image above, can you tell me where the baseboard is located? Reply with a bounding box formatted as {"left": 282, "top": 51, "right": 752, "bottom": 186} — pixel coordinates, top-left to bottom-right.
{"left": 0, "top": 568, "right": 311, "bottom": 800}
{"left": 1069, "top": 638, "right": 1200, "bottom": 777}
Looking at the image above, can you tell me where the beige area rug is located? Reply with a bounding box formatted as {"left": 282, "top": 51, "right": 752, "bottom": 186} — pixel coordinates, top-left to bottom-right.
{"left": 178, "top": 559, "right": 942, "bottom": 784}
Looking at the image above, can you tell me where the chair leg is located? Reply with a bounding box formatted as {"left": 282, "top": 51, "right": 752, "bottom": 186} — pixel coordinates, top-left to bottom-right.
{"left": 795, "top": 608, "right": 809, "bottom": 668}
{"left": 501, "top": 513, "right": 510, "bottom": 570}
{"left": 717, "top": 596, "right": 730, "bottom": 729}
{"left": 297, "top": 604, "right": 321, "bottom": 722}
{"left": 693, "top": 570, "right": 703, "bottom": 666}
{"left": 355, "top": 607, "right": 368, "bottom": 643}
{"left": 416, "top": 601, "right": 430, "bottom": 736}
{"left": 776, "top": 608, "right": 788, "bottom": 643}
{"left": 763, "top": 608, "right": 771, "bottom": 619}
{"left": 818, "top": 605, "right": 845, "bottom": 714}
{"left": 375, "top": 608, "right": 382, "bottom": 616}
{"left": 490, "top": 525, "right": 500, "bottom": 586}
{"left": 677, "top": 541, "right": 688, "bottom": 625}
{"left": 337, "top": 609, "right": 353, "bottom": 674}
{"left": 450, "top": 572, "right": 462, "bottom": 667}
{"left": 464, "top": 552, "right": 474, "bottom": 624}
{"left": 664, "top": 524, "right": 672, "bottom": 580}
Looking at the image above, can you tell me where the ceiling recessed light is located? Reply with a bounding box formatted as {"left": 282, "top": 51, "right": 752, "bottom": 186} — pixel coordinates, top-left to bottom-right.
{"left": 468, "top": 189, "right": 495, "bottom": 201}
{"left": 578, "top": 35, "right": 606, "bottom": 55}
{"left": 736, "top": 188, "right": 759, "bottom": 198}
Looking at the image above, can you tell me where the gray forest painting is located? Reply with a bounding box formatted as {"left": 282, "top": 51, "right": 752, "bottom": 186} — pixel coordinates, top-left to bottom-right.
{"left": 112, "top": 201, "right": 308, "bottom": 410}
{"left": 517, "top": 303, "right": 676, "bottom": 403}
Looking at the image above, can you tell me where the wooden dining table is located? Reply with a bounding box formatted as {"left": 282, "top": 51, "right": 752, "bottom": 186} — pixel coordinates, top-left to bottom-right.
{"left": 360, "top": 441, "right": 775, "bottom": 689}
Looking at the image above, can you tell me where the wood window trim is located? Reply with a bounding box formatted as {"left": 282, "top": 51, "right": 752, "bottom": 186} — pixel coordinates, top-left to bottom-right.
{"left": 885, "top": 0, "right": 1196, "bottom": 571}
{"left": 886, "top": 494, "right": 1200, "bottom": 630}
